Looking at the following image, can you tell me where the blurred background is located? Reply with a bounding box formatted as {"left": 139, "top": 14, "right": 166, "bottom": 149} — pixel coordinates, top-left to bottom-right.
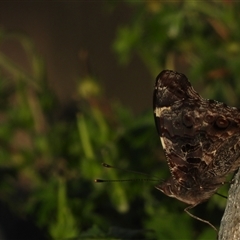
{"left": 0, "top": 1, "right": 239, "bottom": 239}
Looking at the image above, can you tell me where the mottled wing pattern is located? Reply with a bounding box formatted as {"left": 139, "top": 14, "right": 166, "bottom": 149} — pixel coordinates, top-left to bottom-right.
{"left": 153, "top": 70, "right": 240, "bottom": 205}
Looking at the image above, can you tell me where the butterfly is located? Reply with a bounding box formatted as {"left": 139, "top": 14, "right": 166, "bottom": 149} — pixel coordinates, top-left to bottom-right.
{"left": 153, "top": 70, "right": 240, "bottom": 230}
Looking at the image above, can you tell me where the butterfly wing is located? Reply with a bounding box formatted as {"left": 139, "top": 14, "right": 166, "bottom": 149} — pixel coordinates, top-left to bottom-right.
{"left": 153, "top": 70, "right": 240, "bottom": 189}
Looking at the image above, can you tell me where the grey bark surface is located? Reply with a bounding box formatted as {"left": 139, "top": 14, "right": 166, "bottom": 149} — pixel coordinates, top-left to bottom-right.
{"left": 218, "top": 169, "right": 240, "bottom": 240}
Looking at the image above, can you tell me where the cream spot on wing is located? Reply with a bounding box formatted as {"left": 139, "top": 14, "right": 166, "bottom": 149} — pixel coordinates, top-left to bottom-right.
{"left": 160, "top": 136, "right": 166, "bottom": 149}
{"left": 154, "top": 107, "right": 171, "bottom": 117}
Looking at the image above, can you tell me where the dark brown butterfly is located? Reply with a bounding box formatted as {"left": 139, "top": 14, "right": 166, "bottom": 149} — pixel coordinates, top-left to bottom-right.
{"left": 153, "top": 70, "right": 240, "bottom": 230}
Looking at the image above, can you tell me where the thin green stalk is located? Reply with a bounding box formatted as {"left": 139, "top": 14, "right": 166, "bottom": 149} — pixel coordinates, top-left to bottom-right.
{"left": 77, "top": 113, "right": 95, "bottom": 159}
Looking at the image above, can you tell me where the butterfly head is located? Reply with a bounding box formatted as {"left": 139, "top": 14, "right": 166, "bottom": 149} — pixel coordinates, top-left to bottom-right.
{"left": 155, "top": 177, "right": 219, "bottom": 206}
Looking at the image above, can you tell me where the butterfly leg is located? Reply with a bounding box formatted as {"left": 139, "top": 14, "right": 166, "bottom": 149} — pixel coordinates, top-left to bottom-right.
{"left": 184, "top": 205, "right": 217, "bottom": 231}
{"left": 215, "top": 192, "right": 227, "bottom": 199}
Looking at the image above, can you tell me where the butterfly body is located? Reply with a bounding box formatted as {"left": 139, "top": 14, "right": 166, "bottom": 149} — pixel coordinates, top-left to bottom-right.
{"left": 153, "top": 70, "right": 240, "bottom": 208}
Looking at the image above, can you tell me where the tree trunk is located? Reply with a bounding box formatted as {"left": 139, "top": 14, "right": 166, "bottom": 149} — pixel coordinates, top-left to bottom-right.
{"left": 218, "top": 169, "right": 240, "bottom": 239}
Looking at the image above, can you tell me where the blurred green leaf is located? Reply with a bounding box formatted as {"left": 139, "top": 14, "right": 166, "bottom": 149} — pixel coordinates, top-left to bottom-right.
{"left": 1, "top": 1, "right": 240, "bottom": 239}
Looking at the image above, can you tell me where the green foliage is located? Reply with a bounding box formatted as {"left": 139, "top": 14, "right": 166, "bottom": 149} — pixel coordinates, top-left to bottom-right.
{"left": 0, "top": 1, "right": 240, "bottom": 239}
{"left": 114, "top": 1, "right": 240, "bottom": 106}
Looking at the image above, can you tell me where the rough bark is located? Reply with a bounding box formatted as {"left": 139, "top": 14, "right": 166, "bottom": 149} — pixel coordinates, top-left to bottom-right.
{"left": 218, "top": 169, "right": 240, "bottom": 239}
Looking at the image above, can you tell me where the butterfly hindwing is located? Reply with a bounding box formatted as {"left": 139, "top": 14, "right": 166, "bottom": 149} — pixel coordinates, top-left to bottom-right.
{"left": 153, "top": 70, "right": 240, "bottom": 205}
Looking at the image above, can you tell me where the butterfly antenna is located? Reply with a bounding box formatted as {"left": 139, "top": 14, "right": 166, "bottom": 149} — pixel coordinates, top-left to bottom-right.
{"left": 95, "top": 162, "right": 160, "bottom": 183}
{"left": 95, "top": 178, "right": 158, "bottom": 183}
